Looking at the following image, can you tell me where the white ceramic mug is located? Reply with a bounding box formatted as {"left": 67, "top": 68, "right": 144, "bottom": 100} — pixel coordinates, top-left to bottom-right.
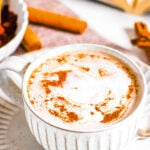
{"left": 0, "top": 44, "right": 148, "bottom": 150}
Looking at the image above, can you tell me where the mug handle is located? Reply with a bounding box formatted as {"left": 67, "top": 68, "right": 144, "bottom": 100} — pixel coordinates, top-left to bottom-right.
{"left": 0, "top": 56, "right": 31, "bottom": 109}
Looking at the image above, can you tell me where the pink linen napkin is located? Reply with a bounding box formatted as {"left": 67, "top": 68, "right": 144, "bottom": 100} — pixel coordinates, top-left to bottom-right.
{"left": 14, "top": 0, "right": 149, "bottom": 64}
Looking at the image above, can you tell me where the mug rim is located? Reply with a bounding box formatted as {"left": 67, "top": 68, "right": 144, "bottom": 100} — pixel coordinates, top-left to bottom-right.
{"left": 22, "top": 43, "right": 147, "bottom": 133}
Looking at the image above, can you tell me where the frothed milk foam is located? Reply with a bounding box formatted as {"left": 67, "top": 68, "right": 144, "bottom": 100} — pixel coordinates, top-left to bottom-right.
{"left": 27, "top": 49, "right": 137, "bottom": 131}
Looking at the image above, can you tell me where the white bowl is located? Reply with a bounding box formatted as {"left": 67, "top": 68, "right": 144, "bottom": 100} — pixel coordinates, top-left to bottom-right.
{"left": 0, "top": 0, "right": 28, "bottom": 61}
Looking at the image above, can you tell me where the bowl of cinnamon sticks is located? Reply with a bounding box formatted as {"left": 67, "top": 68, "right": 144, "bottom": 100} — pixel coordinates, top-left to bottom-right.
{"left": 0, "top": 0, "right": 28, "bottom": 61}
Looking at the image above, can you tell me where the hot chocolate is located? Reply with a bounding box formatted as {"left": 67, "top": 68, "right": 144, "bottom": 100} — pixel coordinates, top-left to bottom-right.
{"left": 27, "top": 49, "right": 137, "bottom": 131}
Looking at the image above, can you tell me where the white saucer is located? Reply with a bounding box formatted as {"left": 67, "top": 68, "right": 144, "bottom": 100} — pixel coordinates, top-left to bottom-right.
{"left": 0, "top": 49, "right": 150, "bottom": 150}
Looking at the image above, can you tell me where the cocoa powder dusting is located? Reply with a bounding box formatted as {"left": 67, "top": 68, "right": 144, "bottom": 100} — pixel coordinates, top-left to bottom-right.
{"left": 52, "top": 96, "right": 80, "bottom": 108}
{"left": 66, "top": 112, "right": 79, "bottom": 122}
{"left": 77, "top": 53, "right": 86, "bottom": 59}
{"left": 44, "top": 99, "right": 49, "bottom": 103}
{"left": 98, "top": 68, "right": 111, "bottom": 77}
{"left": 56, "top": 55, "right": 67, "bottom": 63}
{"left": 41, "top": 70, "right": 71, "bottom": 88}
{"left": 90, "top": 112, "right": 94, "bottom": 115}
{"left": 80, "top": 66, "right": 90, "bottom": 72}
{"left": 41, "top": 70, "right": 72, "bottom": 94}
{"left": 30, "top": 100, "right": 35, "bottom": 105}
{"left": 101, "top": 105, "right": 125, "bottom": 123}
{"left": 54, "top": 104, "right": 67, "bottom": 112}
{"left": 49, "top": 109, "right": 79, "bottom": 123}
{"left": 126, "top": 84, "right": 134, "bottom": 99}
{"left": 47, "top": 95, "right": 80, "bottom": 123}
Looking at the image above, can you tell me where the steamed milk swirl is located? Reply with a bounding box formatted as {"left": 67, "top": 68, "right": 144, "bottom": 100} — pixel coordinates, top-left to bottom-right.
{"left": 27, "top": 50, "right": 137, "bottom": 131}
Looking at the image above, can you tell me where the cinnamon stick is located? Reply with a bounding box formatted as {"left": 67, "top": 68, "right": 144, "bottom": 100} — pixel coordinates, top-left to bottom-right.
{"left": 22, "top": 26, "right": 42, "bottom": 52}
{"left": 28, "top": 6, "right": 87, "bottom": 34}
{"left": 135, "top": 40, "right": 150, "bottom": 48}
{"left": 131, "top": 21, "right": 150, "bottom": 62}
{"left": 131, "top": 22, "right": 150, "bottom": 48}
{"left": 135, "top": 22, "right": 150, "bottom": 39}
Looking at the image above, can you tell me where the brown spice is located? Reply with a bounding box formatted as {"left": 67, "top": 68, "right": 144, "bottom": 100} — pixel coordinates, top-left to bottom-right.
{"left": 89, "top": 54, "right": 96, "bottom": 58}
{"left": 47, "top": 95, "right": 80, "bottom": 123}
{"left": 126, "top": 84, "right": 134, "bottom": 99}
{"left": 90, "top": 112, "right": 94, "bottom": 115}
{"left": 77, "top": 53, "right": 86, "bottom": 59}
{"left": 30, "top": 100, "right": 35, "bottom": 105}
{"left": 98, "top": 68, "right": 111, "bottom": 77}
{"left": 0, "top": 26, "right": 4, "bottom": 34}
{"left": 80, "top": 66, "right": 90, "bottom": 72}
{"left": 131, "top": 21, "right": 150, "bottom": 61}
{"left": 49, "top": 110, "right": 59, "bottom": 117}
{"left": 56, "top": 96, "right": 67, "bottom": 101}
{"left": 45, "top": 87, "right": 51, "bottom": 94}
{"left": 49, "top": 109, "right": 79, "bottom": 123}
{"left": 105, "top": 97, "right": 113, "bottom": 101}
{"left": 95, "top": 105, "right": 103, "bottom": 113}
{"left": 56, "top": 55, "right": 67, "bottom": 63}
{"left": 67, "top": 112, "right": 79, "bottom": 122}
{"left": 54, "top": 103, "right": 67, "bottom": 112}
{"left": 44, "top": 99, "right": 49, "bottom": 103}
{"left": 41, "top": 70, "right": 71, "bottom": 88}
{"left": 50, "top": 96, "right": 80, "bottom": 108}
{"left": 100, "top": 102, "right": 107, "bottom": 107}
{"left": 101, "top": 105, "right": 125, "bottom": 123}
{"left": 0, "top": 5, "right": 17, "bottom": 47}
